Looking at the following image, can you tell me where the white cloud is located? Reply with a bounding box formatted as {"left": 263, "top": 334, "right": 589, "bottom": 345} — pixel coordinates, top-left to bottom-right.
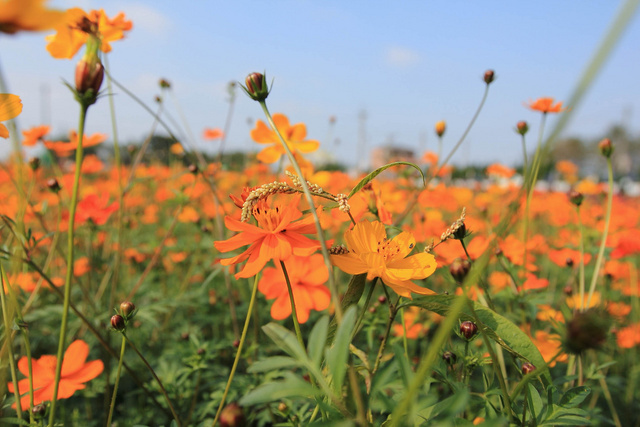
{"left": 113, "top": 2, "right": 172, "bottom": 36}
{"left": 384, "top": 45, "right": 421, "bottom": 68}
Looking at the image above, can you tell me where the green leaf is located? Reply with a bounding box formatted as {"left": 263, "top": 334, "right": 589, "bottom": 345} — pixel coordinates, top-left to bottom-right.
{"left": 393, "top": 344, "right": 412, "bottom": 388}
{"left": 262, "top": 322, "right": 309, "bottom": 361}
{"left": 247, "top": 356, "right": 300, "bottom": 373}
{"left": 307, "top": 315, "right": 329, "bottom": 368}
{"left": 528, "top": 383, "right": 543, "bottom": 422}
{"left": 325, "top": 306, "right": 357, "bottom": 394}
{"left": 327, "top": 273, "right": 367, "bottom": 344}
{"left": 239, "top": 372, "right": 321, "bottom": 406}
{"left": 347, "top": 161, "right": 425, "bottom": 198}
{"left": 558, "top": 386, "right": 591, "bottom": 409}
{"left": 402, "top": 294, "right": 551, "bottom": 385}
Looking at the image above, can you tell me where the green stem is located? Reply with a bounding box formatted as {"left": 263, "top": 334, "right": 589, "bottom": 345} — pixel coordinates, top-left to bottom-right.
{"left": 372, "top": 295, "right": 400, "bottom": 374}
{"left": 106, "top": 334, "right": 126, "bottom": 427}
{"left": 125, "top": 335, "right": 181, "bottom": 426}
{"left": 48, "top": 103, "right": 89, "bottom": 427}
{"left": 280, "top": 260, "right": 305, "bottom": 348}
{"left": 0, "top": 266, "right": 22, "bottom": 419}
{"left": 586, "top": 158, "right": 613, "bottom": 307}
{"left": 521, "top": 134, "right": 528, "bottom": 178}
{"left": 212, "top": 274, "right": 260, "bottom": 426}
{"left": 577, "top": 205, "right": 586, "bottom": 311}
{"left": 258, "top": 101, "right": 342, "bottom": 322}
{"left": 522, "top": 113, "right": 547, "bottom": 284}
{"left": 352, "top": 278, "right": 377, "bottom": 339}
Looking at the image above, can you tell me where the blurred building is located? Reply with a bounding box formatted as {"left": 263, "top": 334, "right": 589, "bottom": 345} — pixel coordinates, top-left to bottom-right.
{"left": 370, "top": 145, "right": 417, "bottom": 170}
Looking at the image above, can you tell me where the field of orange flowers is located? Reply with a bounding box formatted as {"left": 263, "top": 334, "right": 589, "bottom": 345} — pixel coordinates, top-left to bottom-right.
{"left": 1, "top": 2, "right": 640, "bottom": 427}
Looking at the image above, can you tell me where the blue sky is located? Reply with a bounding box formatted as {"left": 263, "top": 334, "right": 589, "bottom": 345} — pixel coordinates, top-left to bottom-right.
{"left": 1, "top": 0, "right": 639, "bottom": 167}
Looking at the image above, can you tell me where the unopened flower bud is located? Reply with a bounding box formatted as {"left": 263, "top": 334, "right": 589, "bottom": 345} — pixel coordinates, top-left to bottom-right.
{"left": 29, "top": 157, "right": 40, "bottom": 171}
{"left": 32, "top": 403, "right": 47, "bottom": 419}
{"left": 111, "top": 314, "right": 125, "bottom": 331}
{"left": 484, "top": 70, "right": 495, "bottom": 84}
{"left": 453, "top": 222, "right": 467, "bottom": 240}
{"left": 565, "top": 308, "right": 609, "bottom": 354}
{"left": 220, "top": 402, "right": 246, "bottom": 427}
{"left": 449, "top": 258, "right": 471, "bottom": 282}
{"left": 460, "top": 321, "right": 478, "bottom": 340}
{"left": 598, "top": 138, "right": 613, "bottom": 158}
{"left": 568, "top": 190, "right": 583, "bottom": 207}
{"left": 277, "top": 402, "right": 288, "bottom": 412}
{"left": 159, "top": 79, "right": 171, "bottom": 89}
{"left": 565, "top": 257, "right": 574, "bottom": 268}
{"left": 435, "top": 120, "right": 446, "bottom": 137}
{"left": 188, "top": 164, "right": 198, "bottom": 174}
{"left": 46, "top": 178, "right": 61, "bottom": 193}
{"left": 244, "top": 72, "right": 269, "bottom": 101}
{"left": 75, "top": 58, "right": 104, "bottom": 96}
{"left": 120, "top": 301, "right": 136, "bottom": 319}
{"left": 516, "top": 121, "right": 529, "bottom": 136}
{"left": 378, "top": 295, "right": 387, "bottom": 304}
{"left": 563, "top": 285, "right": 573, "bottom": 296}
{"left": 442, "top": 351, "right": 457, "bottom": 366}
{"left": 521, "top": 362, "right": 536, "bottom": 375}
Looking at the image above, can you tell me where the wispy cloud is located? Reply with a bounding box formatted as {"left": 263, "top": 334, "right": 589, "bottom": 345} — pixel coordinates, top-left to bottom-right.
{"left": 114, "top": 2, "right": 172, "bottom": 36}
{"left": 384, "top": 45, "right": 421, "bottom": 68}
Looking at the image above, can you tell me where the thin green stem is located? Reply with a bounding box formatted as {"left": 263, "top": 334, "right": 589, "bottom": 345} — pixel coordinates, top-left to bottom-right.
{"left": 48, "top": 103, "right": 88, "bottom": 427}
{"left": 352, "top": 278, "right": 377, "bottom": 337}
{"left": 520, "top": 134, "right": 528, "bottom": 178}
{"left": 0, "top": 266, "right": 22, "bottom": 419}
{"left": 586, "top": 158, "right": 613, "bottom": 307}
{"left": 258, "top": 100, "right": 342, "bottom": 322}
{"left": 577, "top": 205, "right": 586, "bottom": 311}
{"left": 522, "top": 113, "right": 547, "bottom": 285}
{"left": 279, "top": 260, "right": 305, "bottom": 348}
{"left": 212, "top": 273, "right": 260, "bottom": 427}
{"left": 125, "top": 335, "right": 181, "bottom": 426}
{"left": 372, "top": 295, "right": 400, "bottom": 374}
{"left": 106, "top": 334, "right": 126, "bottom": 427}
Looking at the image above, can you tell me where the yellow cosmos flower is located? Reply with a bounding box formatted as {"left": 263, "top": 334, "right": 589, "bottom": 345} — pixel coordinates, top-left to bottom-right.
{"left": 0, "top": 93, "right": 22, "bottom": 138}
{"left": 331, "top": 220, "right": 436, "bottom": 298}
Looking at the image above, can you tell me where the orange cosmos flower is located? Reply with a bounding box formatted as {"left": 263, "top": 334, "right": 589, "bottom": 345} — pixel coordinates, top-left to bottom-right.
{"left": 530, "top": 330, "right": 567, "bottom": 367}
{"left": 44, "top": 130, "right": 107, "bottom": 155}
{"left": 259, "top": 254, "right": 330, "bottom": 323}
{"left": 0, "top": 0, "right": 65, "bottom": 34}
{"left": 45, "top": 8, "right": 132, "bottom": 59}
{"left": 250, "top": 113, "right": 319, "bottom": 164}
{"left": 486, "top": 163, "right": 515, "bottom": 179}
{"left": 22, "top": 124, "right": 50, "bottom": 146}
{"left": 331, "top": 221, "right": 436, "bottom": 298}
{"left": 75, "top": 193, "right": 118, "bottom": 225}
{"left": 526, "top": 97, "right": 566, "bottom": 114}
{"left": 214, "top": 195, "right": 321, "bottom": 279}
{"left": 7, "top": 340, "right": 104, "bottom": 409}
{"left": 203, "top": 127, "right": 224, "bottom": 140}
{"left": 0, "top": 93, "right": 22, "bottom": 138}
{"left": 616, "top": 322, "right": 640, "bottom": 349}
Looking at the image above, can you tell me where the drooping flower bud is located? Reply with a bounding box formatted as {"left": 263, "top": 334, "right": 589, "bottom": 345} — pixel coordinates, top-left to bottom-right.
{"left": 460, "top": 321, "right": 478, "bottom": 340}
{"left": 521, "top": 362, "right": 536, "bottom": 375}
{"left": 435, "top": 120, "right": 446, "bottom": 137}
{"left": 598, "top": 138, "right": 613, "bottom": 158}
{"left": 32, "top": 403, "right": 47, "bottom": 420}
{"left": 516, "top": 121, "right": 529, "bottom": 136}
{"left": 484, "top": 70, "right": 495, "bottom": 85}
{"left": 243, "top": 72, "right": 270, "bottom": 101}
